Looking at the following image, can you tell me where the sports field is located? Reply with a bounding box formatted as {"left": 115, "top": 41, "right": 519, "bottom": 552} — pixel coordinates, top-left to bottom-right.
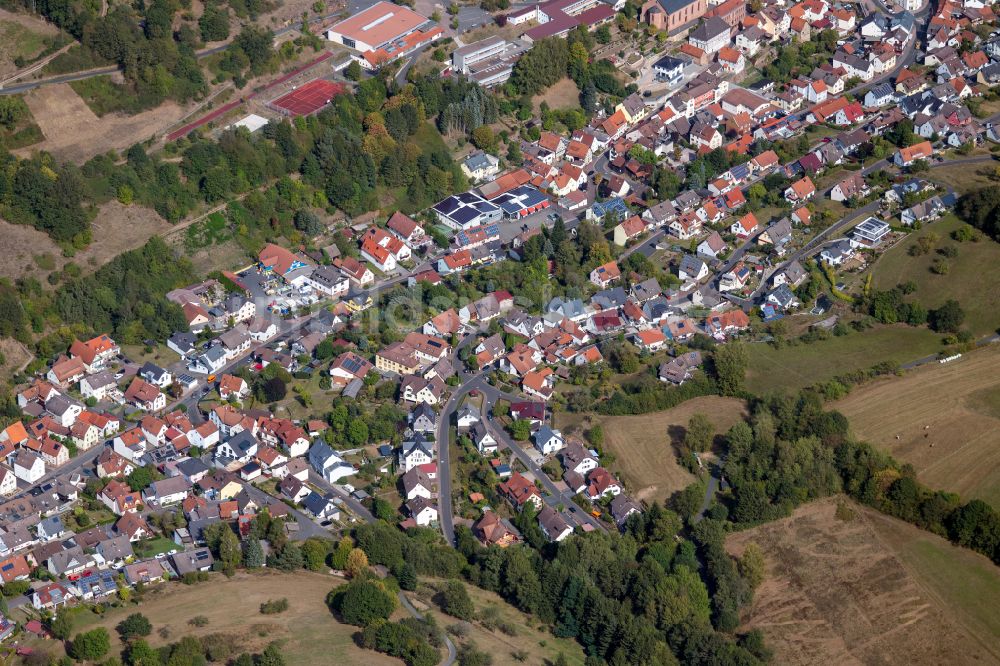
{"left": 270, "top": 79, "right": 347, "bottom": 116}
{"left": 727, "top": 497, "right": 1000, "bottom": 665}
{"left": 834, "top": 344, "right": 1000, "bottom": 508}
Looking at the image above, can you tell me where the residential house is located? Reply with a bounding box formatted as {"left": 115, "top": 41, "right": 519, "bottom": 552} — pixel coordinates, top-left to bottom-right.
{"left": 473, "top": 511, "right": 518, "bottom": 547}
{"left": 403, "top": 497, "right": 438, "bottom": 527}
{"left": 830, "top": 172, "right": 869, "bottom": 202}
{"left": 79, "top": 372, "right": 118, "bottom": 402}
{"left": 12, "top": 451, "right": 44, "bottom": 484}
{"left": 852, "top": 217, "right": 891, "bottom": 246}
{"left": 613, "top": 216, "right": 647, "bottom": 247}
{"left": 402, "top": 467, "right": 435, "bottom": 501}
{"left": 894, "top": 140, "right": 934, "bottom": 167}
{"left": 697, "top": 231, "right": 727, "bottom": 259}
{"left": 99, "top": 480, "right": 140, "bottom": 515}
{"left": 329, "top": 351, "right": 373, "bottom": 386}
{"left": 409, "top": 403, "right": 437, "bottom": 434}
{"left": 171, "top": 548, "right": 214, "bottom": 577}
{"left": 522, "top": 367, "right": 555, "bottom": 401}
{"left": 139, "top": 363, "right": 172, "bottom": 389}
{"left": 589, "top": 261, "right": 621, "bottom": 288}
{"left": 561, "top": 441, "right": 599, "bottom": 475}
{"left": 533, "top": 426, "right": 564, "bottom": 455}
{"left": 399, "top": 375, "right": 446, "bottom": 405}
{"left": 398, "top": 434, "right": 434, "bottom": 474}
{"left": 820, "top": 238, "right": 856, "bottom": 265}
{"left": 218, "top": 375, "right": 249, "bottom": 401}
{"left": 758, "top": 218, "right": 793, "bottom": 247}
{"left": 586, "top": 467, "right": 622, "bottom": 500}
{"left": 678, "top": 255, "right": 709, "bottom": 282}
{"left": 123, "top": 558, "right": 168, "bottom": 585}
{"left": 124, "top": 378, "right": 165, "bottom": 412}
{"left": 460, "top": 421, "right": 493, "bottom": 456}
{"left": 773, "top": 260, "right": 809, "bottom": 288}
{"left": 47, "top": 356, "right": 86, "bottom": 387}
{"left": 69, "top": 335, "right": 119, "bottom": 372}
{"left": 731, "top": 212, "right": 759, "bottom": 238}
{"left": 784, "top": 176, "right": 816, "bottom": 203}
{"left": 610, "top": 494, "right": 644, "bottom": 529}
{"left": 537, "top": 506, "right": 573, "bottom": 542}
{"left": 901, "top": 196, "right": 945, "bottom": 226}
{"left": 143, "top": 476, "right": 191, "bottom": 506}
{"left": 498, "top": 472, "right": 543, "bottom": 511}
{"left": 658, "top": 351, "right": 702, "bottom": 384}
{"left": 689, "top": 16, "right": 732, "bottom": 55}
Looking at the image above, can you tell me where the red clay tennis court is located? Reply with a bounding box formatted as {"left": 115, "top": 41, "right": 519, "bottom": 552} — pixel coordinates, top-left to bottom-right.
{"left": 269, "top": 79, "right": 346, "bottom": 116}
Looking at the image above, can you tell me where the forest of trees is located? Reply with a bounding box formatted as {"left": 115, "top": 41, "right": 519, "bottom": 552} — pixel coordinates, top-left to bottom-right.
{"left": 957, "top": 186, "right": 1000, "bottom": 241}
{"left": 722, "top": 392, "right": 1000, "bottom": 564}
{"left": 349, "top": 517, "right": 766, "bottom": 666}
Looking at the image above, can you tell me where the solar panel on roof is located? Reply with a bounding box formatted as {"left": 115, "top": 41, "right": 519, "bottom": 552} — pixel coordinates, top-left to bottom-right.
{"left": 453, "top": 208, "right": 479, "bottom": 224}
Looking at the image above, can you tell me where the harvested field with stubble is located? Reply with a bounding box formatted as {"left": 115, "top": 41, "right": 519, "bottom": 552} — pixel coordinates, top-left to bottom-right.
{"left": 727, "top": 497, "right": 1000, "bottom": 666}
{"left": 834, "top": 344, "right": 1000, "bottom": 509}
{"left": 17, "top": 83, "right": 185, "bottom": 163}
{"left": 557, "top": 396, "right": 747, "bottom": 503}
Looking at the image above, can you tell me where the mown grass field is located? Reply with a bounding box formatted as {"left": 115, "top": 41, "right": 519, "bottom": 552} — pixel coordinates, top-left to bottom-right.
{"left": 872, "top": 214, "right": 1000, "bottom": 336}
{"left": 744, "top": 325, "right": 944, "bottom": 394}
{"left": 834, "top": 344, "right": 1000, "bottom": 509}
{"left": 727, "top": 497, "right": 1000, "bottom": 666}
{"left": 34, "top": 571, "right": 394, "bottom": 666}
{"left": 557, "top": 396, "right": 747, "bottom": 503}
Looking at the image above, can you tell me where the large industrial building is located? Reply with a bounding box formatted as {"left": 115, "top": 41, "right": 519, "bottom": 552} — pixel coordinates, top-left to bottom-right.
{"left": 324, "top": 1, "right": 442, "bottom": 69}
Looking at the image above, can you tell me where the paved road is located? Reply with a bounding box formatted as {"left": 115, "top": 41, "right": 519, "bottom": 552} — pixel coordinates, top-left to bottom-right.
{"left": 308, "top": 471, "right": 377, "bottom": 523}
{"left": 749, "top": 153, "right": 995, "bottom": 298}
{"left": 478, "top": 384, "right": 607, "bottom": 532}
{"left": 433, "top": 335, "right": 480, "bottom": 545}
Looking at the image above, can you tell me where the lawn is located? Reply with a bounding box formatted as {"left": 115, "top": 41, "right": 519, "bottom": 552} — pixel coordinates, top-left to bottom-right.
{"left": 134, "top": 536, "right": 177, "bottom": 559}
{"left": 925, "top": 158, "right": 998, "bottom": 195}
{"left": 744, "top": 325, "right": 944, "bottom": 394}
{"left": 532, "top": 77, "right": 581, "bottom": 114}
{"left": 871, "top": 213, "right": 1000, "bottom": 336}
{"left": 42, "top": 571, "right": 394, "bottom": 666}
{"left": 834, "top": 344, "right": 1000, "bottom": 509}
{"left": 556, "top": 396, "right": 747, "bottom": 504}
{"left": 726, "top": 497, "right": 1000, "bottom": 665}
{"left": 121, "top": 343, "right": 181, "bottom": 369}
